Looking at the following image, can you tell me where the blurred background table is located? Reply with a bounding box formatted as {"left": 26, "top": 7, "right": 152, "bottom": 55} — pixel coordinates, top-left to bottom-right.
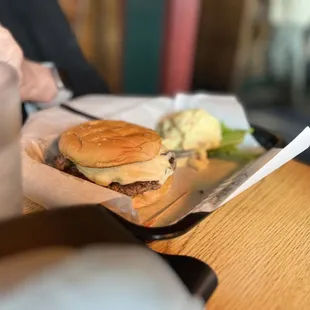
{"left": 23, "top": 160, "right": 310, "bottom": 310}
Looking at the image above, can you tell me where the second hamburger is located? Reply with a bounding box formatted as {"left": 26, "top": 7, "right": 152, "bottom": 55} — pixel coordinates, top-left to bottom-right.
{"left": 56, "top": 120, "right": 176, "bottom": 209}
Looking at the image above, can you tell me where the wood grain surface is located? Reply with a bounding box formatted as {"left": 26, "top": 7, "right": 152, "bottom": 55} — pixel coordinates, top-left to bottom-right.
{"left": 23, "top": 160, "right": 310, "bottom": 309}
{"left": 151, "top": 161, "right": 310, "bottom": 310}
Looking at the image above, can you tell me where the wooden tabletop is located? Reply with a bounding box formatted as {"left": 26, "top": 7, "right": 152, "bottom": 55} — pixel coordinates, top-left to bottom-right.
{"left": 24, "top": 160, "right": 310, "bottom": 310}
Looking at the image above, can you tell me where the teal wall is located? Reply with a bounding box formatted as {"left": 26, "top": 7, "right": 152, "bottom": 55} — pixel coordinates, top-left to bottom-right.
{"left": 123, "top": 0, "right": 166, "bottom": 95}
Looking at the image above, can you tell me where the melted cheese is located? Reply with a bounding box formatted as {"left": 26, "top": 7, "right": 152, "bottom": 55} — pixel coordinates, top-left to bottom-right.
{"left": 187, "top": 157, "right": 209, "bottom": 171}
{"left": 176, "top": 148, "right": 209, "bottom": 171}
{"left": 187, "top": 148, "right": 209, "bottom": 171}
{"left": 197, "top": 147, "right": 207, "bottom": 161}
{"left": 76, "top": 154, "right": 173, "bottom": 186}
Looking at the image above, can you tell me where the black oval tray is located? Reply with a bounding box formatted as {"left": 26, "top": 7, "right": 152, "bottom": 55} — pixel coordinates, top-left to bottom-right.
{"left": 105, "top": 124, "right": 286, "bottom": 241}
{"left": 0, "top": 126, "right": 280, "bottom": 303}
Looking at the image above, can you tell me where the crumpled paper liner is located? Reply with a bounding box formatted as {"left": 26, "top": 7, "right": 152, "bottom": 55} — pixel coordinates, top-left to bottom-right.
{"left": 21, "top": 94, "right": 310, "bottom": 226}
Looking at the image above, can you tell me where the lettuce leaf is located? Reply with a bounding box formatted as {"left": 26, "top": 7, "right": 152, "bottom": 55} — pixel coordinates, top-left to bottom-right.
{"left": 208, "top": 124, "right": 256, "bottom": 161}
{"left": 219, "top": 123, "right": 252, "bottom": 148}
{"left": 208, "top": 147, "right": 258, "bottom": 162}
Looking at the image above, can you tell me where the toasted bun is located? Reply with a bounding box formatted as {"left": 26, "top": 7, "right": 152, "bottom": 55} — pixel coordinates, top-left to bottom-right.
{"left": 132, "top": 176, "right": 173, "bottom": 209}
{"left": 59, "top": 120, "right": 161, "bottom": 168}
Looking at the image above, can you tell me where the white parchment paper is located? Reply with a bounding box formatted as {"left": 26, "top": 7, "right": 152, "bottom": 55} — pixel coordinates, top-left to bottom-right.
{"left": 22, "top": 94, "right": 310, "bottom": 226}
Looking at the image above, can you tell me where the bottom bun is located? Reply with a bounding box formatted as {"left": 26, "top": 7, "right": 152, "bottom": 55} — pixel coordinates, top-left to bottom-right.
{"left": 132, "top": 176, "right": 173, "bottom": 209}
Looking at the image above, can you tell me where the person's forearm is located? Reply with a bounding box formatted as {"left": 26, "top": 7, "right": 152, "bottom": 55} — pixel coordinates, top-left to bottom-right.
{"left": 0, "top": 25, "right": 23, "bottom": 78}
{"left": 20, "top": 60, "right": 57, "bottom": 102}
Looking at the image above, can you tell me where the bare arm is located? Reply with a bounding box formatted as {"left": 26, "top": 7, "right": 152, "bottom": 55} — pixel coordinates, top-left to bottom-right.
{"left": 20, "top": 59, "right": 57, "bottom": 102}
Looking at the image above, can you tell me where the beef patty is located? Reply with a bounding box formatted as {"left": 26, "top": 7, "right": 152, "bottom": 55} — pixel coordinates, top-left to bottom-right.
{"left": 108, "top": 180, "right": 161, "bottom": 196}
{"left": 55, "top": 154, "right": 169, "bottom": 196}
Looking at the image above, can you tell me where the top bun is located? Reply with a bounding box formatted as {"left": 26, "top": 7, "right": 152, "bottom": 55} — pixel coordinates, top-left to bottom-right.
{"left": 59, "top": 120, "right": 162, "bottom": 168}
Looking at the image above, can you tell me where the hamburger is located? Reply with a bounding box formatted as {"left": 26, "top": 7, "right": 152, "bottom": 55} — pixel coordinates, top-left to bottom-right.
{"left": 56, "top": 120, "right": 176, "bottom": 209}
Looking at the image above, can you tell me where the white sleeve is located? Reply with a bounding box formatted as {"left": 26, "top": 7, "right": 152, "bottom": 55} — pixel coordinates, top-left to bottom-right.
{"left": 0, "top": 245, "right": 204, "bottom": 310}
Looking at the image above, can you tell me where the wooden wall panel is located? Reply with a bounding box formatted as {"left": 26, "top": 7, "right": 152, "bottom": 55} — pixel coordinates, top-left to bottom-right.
{"left": 193, "top": 0, "right": 268, "bottom": 92}
{"left": 59, "top": 0, "right": 124, "bottom": 92}
{"left": 193, "top": 0, "right": 245, "bottom": 92}
{"left": 93, "top": 0, "right": 124, "bottom": 93}
{"left": 58, "top": 0, "right": 94, "bottom": 62}
{"left": 58, "top": 0, "right": 77, "bottom": 24}
{"left": 232, "top": 0, "right": 269, "bottom": 90}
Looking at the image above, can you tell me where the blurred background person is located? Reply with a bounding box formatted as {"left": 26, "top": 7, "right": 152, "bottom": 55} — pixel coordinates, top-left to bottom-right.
{"left": 0, "top": 26, "right": 59, "bottom": 112}
{"left": 1, "top": 0, "right": 309, "bottom": 162}
{"left": 0, "top": 0, "right": 109, "bottom": 122}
